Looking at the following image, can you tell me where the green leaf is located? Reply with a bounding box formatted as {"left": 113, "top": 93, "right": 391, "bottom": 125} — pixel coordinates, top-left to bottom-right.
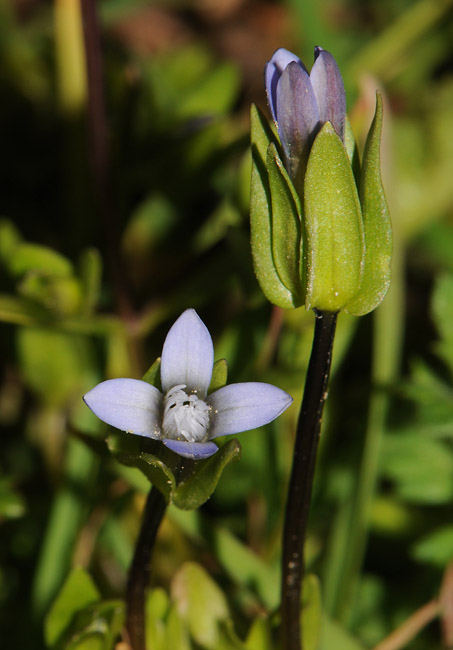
{"left": 177, "top": 62, "right": 239, "bottom": 119}
{"left": 202, "top": 524, "right": 280, "bottom": 610}
{"left": 45, "top": 568, "right": 100, "bottom": 646}
{"left": 250, "top": 104, "right": 297, "bottom": 308}
{"left": 19, "top": 274, "right": 82, "bottom": 316}
{"left": 209, "top": 358, "right": 228, "bottom": 393}
{"left": 18, "top": 328, "right": 93, "bottom": 407}
{"left": 8, "top": 242, "right": 73, "bottom": 277}
{"left": 304, "top": 122, "right": 364, "bottom": 312}
{"left": 345, "top": 93, "right": 392, "bottom": 316}
{"left": 381, "top": 433, "right": 453, "bottom": 504}
{"left": 107, "top": 431, "right": 176, "bottom": 504}
{"left": 171, "top": 562, "right": 229, "bottom": 648}
{"left": 173, "top": 438, "right": 241, "bottom": 510}
{"left": 267, "top": 142, "right": 303, "bottom": 302}
{"left": 122, "top": 194, "right": 179, "bottom": 258}
{"left": 0, "top": 293, "right": 44, "bottom": 326}
{"left": 411, "top": 525, "right": 453, "bottom": 568}
{"left": 402, "top": 361, "right": 453, "bottom": 437}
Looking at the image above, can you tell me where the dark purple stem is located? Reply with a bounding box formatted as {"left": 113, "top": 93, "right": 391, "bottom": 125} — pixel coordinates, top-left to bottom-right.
{"left": 126, "top": 487, "right": 167, "bottom": 650}
{"left": 280, "top": 310, "right": 338, "bottom": 650}
{"left": 80, "top": 0, "right": 130, "bottom": 317}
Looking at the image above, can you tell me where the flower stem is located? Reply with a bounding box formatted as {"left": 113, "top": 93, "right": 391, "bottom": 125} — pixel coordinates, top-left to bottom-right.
{"left": 126, "top": 487, "right": 167, "bottom": 650}
{"left": 280, "top": 309, "right": 338, "bottom": 650}
{"left": 80, "top": 0, "right": 132, "bottom": 321}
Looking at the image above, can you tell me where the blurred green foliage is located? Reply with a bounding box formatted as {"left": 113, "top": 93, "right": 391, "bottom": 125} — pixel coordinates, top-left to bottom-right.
{"left": 1, "top": 0, "right": 453, "bottom": 649}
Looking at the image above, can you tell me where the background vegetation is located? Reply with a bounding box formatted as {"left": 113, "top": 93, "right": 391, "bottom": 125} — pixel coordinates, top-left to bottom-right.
{"left": 1, "top": 0, "right": 453, "bottom": 648}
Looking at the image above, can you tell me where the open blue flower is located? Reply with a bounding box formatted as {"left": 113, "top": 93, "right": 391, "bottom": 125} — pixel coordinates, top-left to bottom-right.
{"left": 265, "top": 46, "right": 346, "bottom": 184}
{"left": 84, "top": 309, "right": 293, "bottom": 459}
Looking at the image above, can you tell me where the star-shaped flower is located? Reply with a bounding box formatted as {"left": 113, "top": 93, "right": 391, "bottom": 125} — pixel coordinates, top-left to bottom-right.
{"left": 84, "top": 309, "right": 293, "bottom": 459}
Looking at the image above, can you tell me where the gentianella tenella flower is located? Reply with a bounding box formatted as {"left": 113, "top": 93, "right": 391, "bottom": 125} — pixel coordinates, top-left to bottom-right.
{"left": 84, "top": 309, "right": 293, "bottom": 459}
{"left": 265, "top": 46, "right": 346, "bottom": 186}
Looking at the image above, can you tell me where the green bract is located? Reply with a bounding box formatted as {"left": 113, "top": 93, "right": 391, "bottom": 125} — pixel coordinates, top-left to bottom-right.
{"left": 250, "top": 92, "right": 392, "bottom": 315}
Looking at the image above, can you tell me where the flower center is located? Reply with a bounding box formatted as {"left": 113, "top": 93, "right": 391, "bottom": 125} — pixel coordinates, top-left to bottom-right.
{"left": 162, "top": 384, "right": 211, "bottom": 443}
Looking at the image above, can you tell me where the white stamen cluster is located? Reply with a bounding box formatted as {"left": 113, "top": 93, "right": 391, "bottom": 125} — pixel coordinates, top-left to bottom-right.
{"left": 162, "top": 384, "right": 211, "bottom": 443}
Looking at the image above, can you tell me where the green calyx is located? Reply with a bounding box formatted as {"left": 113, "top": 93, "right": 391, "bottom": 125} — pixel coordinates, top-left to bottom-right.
{"left": 250, "top": 104, "right": 303, "bottom": 308}
{"left": 249, "top": 93, "right": 392, "bottom": 316}
{"left": 344, "top": 93, "right": 392, "bottom": 316}
{"left": 304, "top": 121, "right": 364, "bottom": 312}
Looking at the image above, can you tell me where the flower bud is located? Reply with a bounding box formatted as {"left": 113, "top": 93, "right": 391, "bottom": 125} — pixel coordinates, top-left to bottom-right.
{"left": 250, "top": 47, "right": 392, "bottom": 315}
{"left": 265, "top": 47, "right": 346, "bottom": 190}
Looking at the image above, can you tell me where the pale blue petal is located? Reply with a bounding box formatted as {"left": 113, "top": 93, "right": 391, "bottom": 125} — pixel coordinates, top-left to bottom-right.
{"left": 276, "top": 62, "right": 320, "bottom": 181}
{"left": 207, "top": 382, "right": 293, "bottom": 439}
{"left": 310, "top": 47, "right": 346, "bottom": 142}
{"left": 160, "top": 309, "right": 214, "bottom": 397}
{"left": 83, "top": 378, "right": 162, "bottom": 439}
{"left": 163, "top": 439, "right": 218, "bottom": 459}
{"left": 265, "top": 48, "right": 305, "bottom": 123}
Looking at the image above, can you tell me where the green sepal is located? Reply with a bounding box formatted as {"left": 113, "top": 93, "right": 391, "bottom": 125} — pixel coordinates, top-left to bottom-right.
{"left": 108, "top": 432, "right": 241, "bottom": 510}
{"left": 304, "top": 122, "right": 364, "bottom": 312}
{"left": 345, "top": 93, "right": 392, "bottom": 316}
{"left": 8, "top": 242, "right": 73, "bottom": 277}
{"left": 267, "top": 142, "right": 303, "bottom": 303}
{"left": 107, "top": 431, "right": 177, "bottom": 503}
{"left": 173, "top": 438, "right": 241, "bottom": 510}
{"left": 209, "top": 358, "right": 228, "bottom": 393}
{"left": 250, "top": 104, "right": 298, "bottom": 308}
{"left": 344, "top": 115, "right": 361, "bottom": 184}
{"left": 142, "top": 357, "right": 162, "bottom": 390}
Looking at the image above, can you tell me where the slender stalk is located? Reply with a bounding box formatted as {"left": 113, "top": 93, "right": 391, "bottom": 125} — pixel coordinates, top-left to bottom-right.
{"left": 54, "top": 0, "right": 87, "bottom": 115}
{"left": 80, "top": 0, "right": 145, "bottom": 377}
{"left": 80, "top": 0, "right": 131, "bottom": 319}
{"left": 280, "top": 310, "right": 338, "bottom": 650}
{"left": 126, "top": 487, "right": 167, "bottom": 650}
{"left": 371, "top": 599, "right": 440, "bottom": 650}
